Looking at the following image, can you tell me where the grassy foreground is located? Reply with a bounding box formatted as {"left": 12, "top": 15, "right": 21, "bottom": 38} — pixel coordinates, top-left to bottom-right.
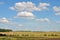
{"left": 0, "top": 31, "right": 60, "bottom": 40}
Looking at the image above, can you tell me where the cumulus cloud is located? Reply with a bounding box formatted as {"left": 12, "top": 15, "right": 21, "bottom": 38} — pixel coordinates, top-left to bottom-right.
{"left": 10, "top": 2, "right": 40, "bottom": 11}
{"left": 0, "top": 17, "right": 23, "bottom": 27}
{"left": 10, "top": 2, "right": 50, "bottom": 11}
{"left": 9, "top": 7, "right": 15, "bottom": 10}
{"left": 39, "top": 3, "right": 50, "bottom": 10}
{"left": 36, "top": 18, "right": 50, "bottom": 22}
{"left": 15, "top": 11, "right": 35, "bottom": 19}
{"left": 0, "top": 17, "right": 9, "bottom": 23}
{"left": 10, "top": 2, "right": 50, "bottom": 19}
{"left": 53, "top": 6, "right": 60, "bottom": 15}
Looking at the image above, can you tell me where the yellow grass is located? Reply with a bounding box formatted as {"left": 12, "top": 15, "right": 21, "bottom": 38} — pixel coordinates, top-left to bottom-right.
{"left": 0, "top": 32, "right": 60, "bottom": 38}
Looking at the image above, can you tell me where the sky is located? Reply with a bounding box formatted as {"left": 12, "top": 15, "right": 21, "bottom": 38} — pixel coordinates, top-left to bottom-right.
{"left": 0, "top": 0, "right": 60, "bottom": 31}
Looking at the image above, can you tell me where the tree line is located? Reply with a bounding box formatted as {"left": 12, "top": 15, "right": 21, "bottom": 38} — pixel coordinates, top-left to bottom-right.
{"left": 0, "top": 29, "right": 12, "bottom": 32}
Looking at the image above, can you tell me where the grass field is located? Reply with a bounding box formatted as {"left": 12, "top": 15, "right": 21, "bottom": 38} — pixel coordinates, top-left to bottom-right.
{"left": 0, "top": 31, "right": 60, "bottom": 40}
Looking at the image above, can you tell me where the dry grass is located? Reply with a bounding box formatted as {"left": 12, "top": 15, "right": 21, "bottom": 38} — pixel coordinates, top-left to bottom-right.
{"left": 0, "top": 32, "right": 60, "bottom": 38}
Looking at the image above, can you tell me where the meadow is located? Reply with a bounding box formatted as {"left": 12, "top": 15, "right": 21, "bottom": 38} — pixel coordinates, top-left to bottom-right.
{"left": 0, "top": 31, "right": 60, "bottom": 40}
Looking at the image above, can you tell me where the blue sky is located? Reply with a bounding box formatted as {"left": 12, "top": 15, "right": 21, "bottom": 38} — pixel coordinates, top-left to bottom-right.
{"left": 0, "top": 0, "right": 60, "bottom": 31}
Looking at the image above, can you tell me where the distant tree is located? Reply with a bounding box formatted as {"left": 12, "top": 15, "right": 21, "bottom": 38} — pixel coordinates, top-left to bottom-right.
{"left": 0, "top": 29, "right": 12, "bottom": 32}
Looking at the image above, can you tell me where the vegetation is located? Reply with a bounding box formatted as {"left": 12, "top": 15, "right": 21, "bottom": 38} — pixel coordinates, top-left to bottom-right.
{"left": 0, "top": 31, "right": 60, "bottom": 40}
{"left": 0, "top": 29, "right": 12, "bottom": 32}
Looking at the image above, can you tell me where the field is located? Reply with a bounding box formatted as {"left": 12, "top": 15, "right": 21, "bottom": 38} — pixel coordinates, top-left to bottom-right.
{"left": 0, "top": 31, "right": 60, "bottom": 40}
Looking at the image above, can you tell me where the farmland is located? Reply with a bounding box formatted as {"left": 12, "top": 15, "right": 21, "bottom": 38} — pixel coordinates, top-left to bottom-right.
{"left": 0, "top": 31, "right": 60, "bottom": 40}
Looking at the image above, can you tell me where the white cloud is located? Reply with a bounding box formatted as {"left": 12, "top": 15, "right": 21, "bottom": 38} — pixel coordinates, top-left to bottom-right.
{"left": 10, "top": 2, "right": 40, "bottom": 11}
{"left": 15, "top": 11, "right": 35, "bottom": 19}
{"left": 36, "top": 18, "right": 50, "bottom": 22}
{"left": 10, "top": 2, "right": 50, "bottom": 19}
{"left": 39, "top": 3, "right": 50, "bottom": 7}
{"left": 53, "top": 6, "right": 60, "bottom": 15}
{"left": 0, "top": 17, "right": 23, "bottom": 27}
{"left": 39, "top": 3, "right": 50, "bottom": 10}
{"left": 0, "top": 17, "right": 9, "bottom": 23}
{"left": 10, "top": 2, "right": 50, "bottom": 11}
{"left": 9, "top": 7, "right": 15, "bottom": 10}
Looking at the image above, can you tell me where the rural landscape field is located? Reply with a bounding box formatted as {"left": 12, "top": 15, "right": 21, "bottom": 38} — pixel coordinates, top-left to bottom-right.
{"left": 0, "top": 31, "right": 60, "bottom": 40}
{"left": 0, "top": 0, "right": 60, "bottom": 40}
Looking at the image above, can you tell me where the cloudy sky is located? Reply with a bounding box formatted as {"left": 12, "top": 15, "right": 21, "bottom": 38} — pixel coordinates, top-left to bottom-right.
{"left": 0, "top": 0, "right": 60, "bottom": 31}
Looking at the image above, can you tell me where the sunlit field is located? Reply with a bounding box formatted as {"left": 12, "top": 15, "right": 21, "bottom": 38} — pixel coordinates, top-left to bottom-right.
{"left": 0, "top": 31, "right": 60, "bottom": 40}
{"left": 0, "top": 0, "right": 60, "bottom": 40}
